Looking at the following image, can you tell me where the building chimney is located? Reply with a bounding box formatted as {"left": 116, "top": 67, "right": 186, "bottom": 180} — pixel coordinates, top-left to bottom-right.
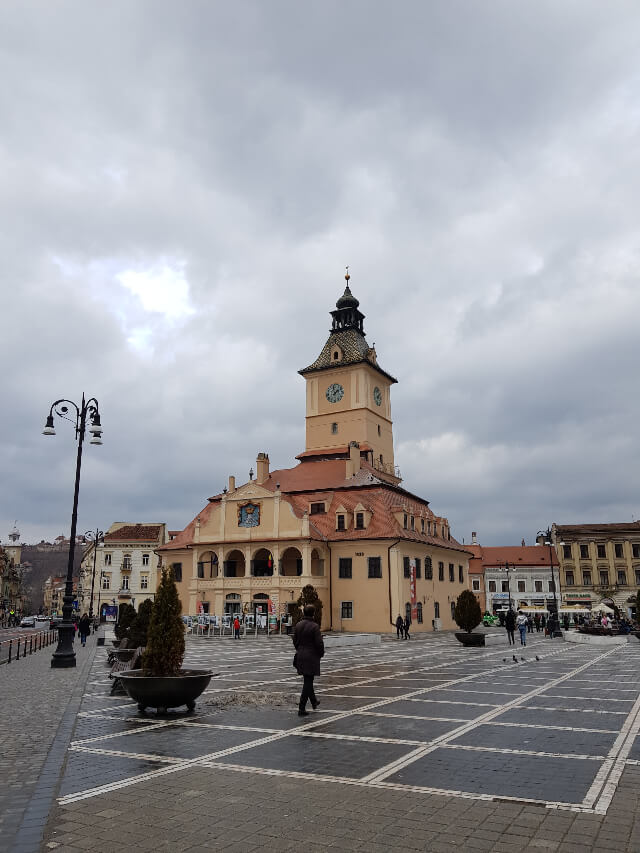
{"left": 346, "top": 441, "right": 361, "bottom": 478}
{"left": 471, "top": 531, "right": 477, "bottom": 545}
{"left": 256, "top": 452, "right": 270, "bottom": 484}
{"left": 228, "top": 475, "right": 236, "bottom": 492}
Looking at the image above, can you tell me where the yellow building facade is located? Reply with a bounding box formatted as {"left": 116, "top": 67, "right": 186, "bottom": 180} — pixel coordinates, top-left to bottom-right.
{"left": 159, "top": 277, "right": 471, "bottom": 632}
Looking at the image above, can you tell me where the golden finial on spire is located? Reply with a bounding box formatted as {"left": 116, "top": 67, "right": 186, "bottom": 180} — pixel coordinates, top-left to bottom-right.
{"left": 345, "top": 265, "right": 350, "bottom": 283}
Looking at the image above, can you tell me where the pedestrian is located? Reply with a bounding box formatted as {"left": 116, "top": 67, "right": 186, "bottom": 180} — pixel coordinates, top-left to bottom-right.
{"left": 78, "top": 613, "right": 91, "bottom": 647}
{"left": 404, "top": 614, "right": 411, "bottom": 640}
{"left": 233, "top": 615, "right": 240, "bottom": 639}
{"left": 534, "top": 613, "right": 541, "bottom": 633}
{"left": 527, "top": 615, "right": 534, "bottom": 634}
{"left": 395, "top": 614, "right": 404, "bottom": 639}
{"left": 516, "top": 610, "right": 528, "bottom": 646}
{"left": 293, "top": 604, "right": 324, "bottom": 716}
{"left": 505, "top": 608, "right": 516, "bottom": 645}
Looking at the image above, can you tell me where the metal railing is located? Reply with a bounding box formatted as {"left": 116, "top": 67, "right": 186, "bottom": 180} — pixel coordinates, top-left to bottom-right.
{"left": 0, "top": 629, "right": 58, "bottom": 665}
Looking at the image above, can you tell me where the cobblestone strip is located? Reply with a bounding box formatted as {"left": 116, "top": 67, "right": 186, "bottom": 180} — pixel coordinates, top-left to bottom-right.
{"left": 0, "top": 638, "right": 97, "bottom": 853}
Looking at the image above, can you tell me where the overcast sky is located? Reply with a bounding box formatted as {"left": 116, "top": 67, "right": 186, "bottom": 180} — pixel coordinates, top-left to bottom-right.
{"left": 2, "top": 1, "right": 640, "bottom": 549}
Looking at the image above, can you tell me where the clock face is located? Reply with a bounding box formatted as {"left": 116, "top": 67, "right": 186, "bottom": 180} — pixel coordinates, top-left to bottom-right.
{"left": 326, "top": 383, "right": 344, "bottom": 403}
{"left": 373, "top": 386, "right": 382, "bottom": 406}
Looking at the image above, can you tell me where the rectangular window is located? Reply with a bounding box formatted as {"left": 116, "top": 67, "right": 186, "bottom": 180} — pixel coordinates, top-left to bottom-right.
{"left": 121, "top": 575, "right": 129, "bottom": 591}
{"left": 501, "top": 581, "right": 509, "bottom": 593}
{"left": 102, "top": 575, "right": 110, "bottom": 590}
{"left": 488, "top": 580, "right": 496, "bottom": 592}
{"left": 617, "top": 570, "right": 627, "bottom": 585}
{"left": 549, "top": 580, "right": 555, "bottom": 592}
{"left": 472, "top": 579, "right": 480, "bottom": 591}
{"left": 142, "top": 553, "right": 149, "bottom": 566}
{"left": 368, "top": 557, "right": 382, "bottom": 578}
{"left": 580, "top": 544, "right": 589, "bottom": 559}
{"left": 172, "top": 563, "right": 183, "bottom": 582}
{"left": 403, "top": 514, "right": 408, "bottom": 530}
{"left": 338, "top": 558, "right": 352, "bottom": 579}
{"left": 415, "top": 558, "right": 421, "bottom": 579}
{"left": 599, "top": 571, "right": 608, "bottom": 586}
{"left": 517, "top": 581, "right": 525, "bottom": 593}
{"left": 104, "top": 553, "right": 112, "bottom": 566}
{"left": 337, "top": 514, "right": 345, "bottom": 531}
{"left": 597, "top": 544, "right": 606, "bottom": 559}
{"left": 438, "top": 562, "right": 444, "bottom": 581}
{"left": 355, "top": 512, "right": 365, "bottom": 530}
{"left": 614, "top": 543, "right": 624, "bottom": 559}
{"left": 341, "top": 601, "right": 353, "bottom": 619}
{"left": 122, "top": 555, "right": 132, "bottom": 570}
{"left": 425, "top": 557, "right": 433, "bottom": 579}
{"left": 458, "top": 565, "right": 464, "bottom": 583}
{"left": 403, "top": 556, "right": 410, "bottom": 578}
{"left": 535, "top": 580, "right": 543, "bottom": 592}
{"left": 421, "top": 519, "right": 425, "bottom": 534}
{"left": 636, "top": 569, "right": 640, "bottom": 585}
{"left": 448, "top": 563, "right": 454, "bottom": 582}
{"left": 410, "top": 516, "right": 415, "bottom": 530}
{"left": 310, "top": 502, "right": 326, "bottom": 515}
{"left": 633, "top": 544, "right": 640, "bottom": 559}
{"left": 565, "top": 572, "right": 574, "bottom": 586}
{"left": 583, "top": 571, "right": 592, "bottom": 585}
{"left": 563, "top": 544, "right": 572, "bottom": 559}
{"left": 140, "top": 575, "right": 149, "bottom": 589}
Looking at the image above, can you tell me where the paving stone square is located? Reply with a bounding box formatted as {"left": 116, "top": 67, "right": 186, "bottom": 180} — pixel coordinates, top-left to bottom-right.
{"left": 3, "top": 631, "right": 640, "bottom": 851}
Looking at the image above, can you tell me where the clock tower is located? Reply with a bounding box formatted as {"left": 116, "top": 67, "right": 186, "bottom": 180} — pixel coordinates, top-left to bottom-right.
{"left": 299, "top": 274, "right": 398, "bottom": 480}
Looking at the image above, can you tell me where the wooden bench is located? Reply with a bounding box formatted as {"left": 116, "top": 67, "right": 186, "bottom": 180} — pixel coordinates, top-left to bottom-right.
{"left": 107, "top": 638, "right": 131, "bottom": 666}
{"left": 109, "top": 646, "right": 144, "bottom": 695}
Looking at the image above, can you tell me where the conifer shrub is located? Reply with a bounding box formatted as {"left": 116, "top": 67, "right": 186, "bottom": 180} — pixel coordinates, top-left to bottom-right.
{"left": 454, "top": 589, "right": 482, "bottom": 634}
{"left": 114, "top": 602, "right": 137, "bottom": 641}
{"left": 128, "top": 598, "right": 153, "bottom": 648}
{"left": 293, "top": 584, "right": 323, "bottom": 628}
{"left": 142, "top": 568, "right": 185, "bottom": 677}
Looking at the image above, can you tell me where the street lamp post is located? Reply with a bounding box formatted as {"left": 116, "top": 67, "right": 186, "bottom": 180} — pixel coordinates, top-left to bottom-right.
{"left": 498, "top": 561, "right": 513, "bottom": 611}
{"left": 43, "top": 394, "right": 103, "bottom": 668}
{"left": 83, "top": 528, "right": 105, "bottom": 620}
{"left": 537, "top": 527, "right": 563, "bottom": 638}
{"left": 96, "top": 571, "right": 105, "bottom": 622}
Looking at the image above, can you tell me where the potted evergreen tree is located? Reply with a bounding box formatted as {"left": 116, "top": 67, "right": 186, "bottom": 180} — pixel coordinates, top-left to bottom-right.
{"left": 454, "top": 589, "right": 485, "bottom": 646}
{"left": 117, "top": 568, "right": 214, "bottom": 713}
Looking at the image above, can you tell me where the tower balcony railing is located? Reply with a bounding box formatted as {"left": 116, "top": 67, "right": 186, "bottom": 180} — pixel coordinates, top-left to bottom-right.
{"left": 370, "top": 457, "right": 402, "bottom": 479}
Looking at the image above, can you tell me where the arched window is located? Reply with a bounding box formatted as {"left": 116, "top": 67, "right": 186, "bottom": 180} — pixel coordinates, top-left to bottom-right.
{"left": 434, "top": 601, "right": 440, "bottom": 618}
{"left": 417, "top": 602, "right": 423, "bottom": 623}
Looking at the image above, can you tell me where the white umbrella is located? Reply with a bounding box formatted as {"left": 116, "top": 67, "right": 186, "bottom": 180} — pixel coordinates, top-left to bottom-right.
{"left": 592, "top": 604, "right": 614, "bottom": 614}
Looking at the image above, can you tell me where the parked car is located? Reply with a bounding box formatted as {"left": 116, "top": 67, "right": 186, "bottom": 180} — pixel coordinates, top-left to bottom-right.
{"left": 35, "top": 615, "right": 49, "bottom": 625}
{"left": 50, "top": 617, "right": 63, "bottom": 629}
{"left": 20, "top": 615, "right": 36, "bottom": 628}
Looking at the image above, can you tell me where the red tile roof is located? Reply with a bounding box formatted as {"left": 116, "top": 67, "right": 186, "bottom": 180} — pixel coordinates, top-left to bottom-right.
{"left": 159, "top": 458, "right": 469, "bottom": 555}
{"left": 470, "top": 545, "right": 558, "bottom": 568}
{"left": 104, "top": 524, "right": 164, "bottom": 543}
{"left": 556, "top": 522, "right": 640, "bottom": 537}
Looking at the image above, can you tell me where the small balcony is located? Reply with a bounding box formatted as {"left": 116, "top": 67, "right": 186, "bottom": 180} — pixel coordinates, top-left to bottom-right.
{"left": 120, "top": 563, "right": 132, "bottom": 573}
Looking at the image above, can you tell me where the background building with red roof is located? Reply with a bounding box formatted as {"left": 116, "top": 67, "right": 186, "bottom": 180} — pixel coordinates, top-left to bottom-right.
{"left": 158, "top": 276, "right": 472, "bottom": 632}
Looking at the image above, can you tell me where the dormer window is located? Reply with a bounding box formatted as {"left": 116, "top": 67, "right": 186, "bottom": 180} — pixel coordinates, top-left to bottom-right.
{"left": 337, "top": 514, "right": 346, "bottom": 531}
{"left": 355, "top": 512, "right": 365, "bottom": 529}
{"left": 421, "top": 519, "right": 425, "bottom": 534}
{"left": 410, "top": 516, "right": 415, "bottom": 531}
{"left": 310, "top": 502, "right": 326, "bottom": 515}
{"left": 403, "top": 513, "right": 408, "bottom": 530}
{"left": 331, "top": 345, "right": 343, "bottom": 362}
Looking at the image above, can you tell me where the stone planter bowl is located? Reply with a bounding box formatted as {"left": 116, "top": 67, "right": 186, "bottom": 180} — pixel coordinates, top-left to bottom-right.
{"left": 117, "top": 669, "right": 215, "bottom": 714}
{"left": 455, "top": 631, "right": 486, "bottom": 647}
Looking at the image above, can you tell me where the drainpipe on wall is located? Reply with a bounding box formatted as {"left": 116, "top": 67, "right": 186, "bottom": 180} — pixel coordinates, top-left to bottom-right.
{"left": 387, "top": 539, "right": 401, "bottom": 627}
{"left": 326, "top": 542, "right": 333, "bottom": 631}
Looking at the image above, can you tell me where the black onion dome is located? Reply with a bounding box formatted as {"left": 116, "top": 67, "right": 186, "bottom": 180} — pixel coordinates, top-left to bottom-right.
{"left": 336, "top": 284, "right": 359, "bottom": 309}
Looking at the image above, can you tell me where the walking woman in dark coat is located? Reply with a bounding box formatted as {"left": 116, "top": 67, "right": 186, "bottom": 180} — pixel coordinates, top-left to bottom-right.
{"left": 293, "top": 604, "right": 325, "bottom": 716}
